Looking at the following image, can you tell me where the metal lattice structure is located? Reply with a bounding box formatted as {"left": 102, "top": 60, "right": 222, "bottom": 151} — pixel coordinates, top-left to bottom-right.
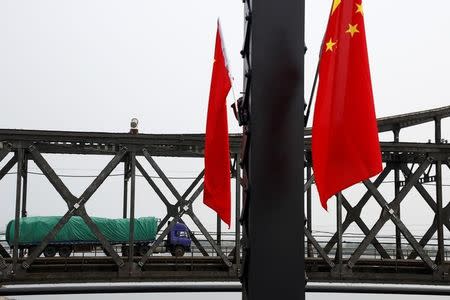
{"left": 0, "top": 130, "right": 242, "bottom": 283}
{"left": 305, "top": 105, "right": 450, "bottom": 283}
{"left": 0, "top": 106, "right": 450, "bottom": 285}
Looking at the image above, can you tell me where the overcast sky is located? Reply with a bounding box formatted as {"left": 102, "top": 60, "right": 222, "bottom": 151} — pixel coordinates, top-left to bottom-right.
{"left": 0, "top": 0, "right": 449, "bottom": 257}
{"left": 1, "top": 1, "right": 450, "bottom": 300}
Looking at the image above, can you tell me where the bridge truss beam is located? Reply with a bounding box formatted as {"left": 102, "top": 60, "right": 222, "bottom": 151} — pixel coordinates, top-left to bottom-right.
{"left": 0, "top": 132, "right": 242, "bottom": 283}
{"left": 1, "top": 105, "right": 450, "bottom": 284}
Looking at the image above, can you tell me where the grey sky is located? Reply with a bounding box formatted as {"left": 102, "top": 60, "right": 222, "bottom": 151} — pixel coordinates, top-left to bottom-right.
{"left": 0, "top": 0, "right": 244, "bottom": 232}
{"left": 305, "top": 0, "right": 450, "bottom": 237}
{"left": 1, "top": 2, "right": 450, "bottom": 300}
{"left": 0, "top": 0, "right": 450, "bottom": 278}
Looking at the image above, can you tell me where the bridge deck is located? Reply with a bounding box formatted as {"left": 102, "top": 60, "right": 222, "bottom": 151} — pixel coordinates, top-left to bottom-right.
{"left": 1, "top": 255, "right": 448, "bottom": 285}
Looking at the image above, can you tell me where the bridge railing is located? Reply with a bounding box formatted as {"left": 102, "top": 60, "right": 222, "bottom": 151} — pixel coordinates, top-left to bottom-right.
{"left": 3, "top": 229, "right": 450, "bottom": 262}
{"left": 304, "top": 237, "right": 450, "bottom": 261}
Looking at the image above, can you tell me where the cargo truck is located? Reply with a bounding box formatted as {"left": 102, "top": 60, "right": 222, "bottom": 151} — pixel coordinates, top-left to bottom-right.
{"left": 5, "top": 216, "right": 191, "bottom": 257}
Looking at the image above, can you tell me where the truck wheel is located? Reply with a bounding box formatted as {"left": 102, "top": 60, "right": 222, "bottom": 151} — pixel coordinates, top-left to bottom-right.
{"left": 58, "top": 246, "right": 72, "bottom": 258}
{"left": 172, "top": 245, "right": 185, "bottom": 257}
{"left": 43, "top": 246, "right": 57, "bottom": 257}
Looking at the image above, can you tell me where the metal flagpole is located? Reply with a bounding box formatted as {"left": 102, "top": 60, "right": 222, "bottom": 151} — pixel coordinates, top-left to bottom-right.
{"left": 303, "top": 1, "right": 336, "bottom": 127}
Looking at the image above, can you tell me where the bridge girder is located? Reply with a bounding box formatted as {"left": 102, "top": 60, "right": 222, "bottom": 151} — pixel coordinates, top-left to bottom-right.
{"left": 1, "top": 106, "right": 450, "bottom": 285}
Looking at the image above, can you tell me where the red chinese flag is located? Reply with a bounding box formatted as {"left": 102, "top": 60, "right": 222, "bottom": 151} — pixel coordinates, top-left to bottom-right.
{"left": 204, "top": 22, "right": 231, "bottom": 227}
{"left": 312, "top": 0, "right": 382, "bottom": 209}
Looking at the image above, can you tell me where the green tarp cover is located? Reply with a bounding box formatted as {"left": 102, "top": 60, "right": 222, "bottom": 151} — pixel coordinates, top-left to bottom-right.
{"left": 6, "top": 216, "right": 158, "bottom": 246}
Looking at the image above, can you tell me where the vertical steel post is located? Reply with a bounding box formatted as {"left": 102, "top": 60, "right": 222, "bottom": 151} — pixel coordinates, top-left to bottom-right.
{"left": 435, "top": 117, "right": 444, "bottom": 264}
{"left": 245, "top": 0, "right": 304, "bottom": 298}
{"left": 123, "top": 158, "right": 129, "bottom": 219}
{"left": 435, "top": 117, "right": 442, "bottom": 143}
{"left": 19, "top": 153, "right": 28, "bottom": 258}
{"left": 306, "top": 164, "right": 312, "bottom": 257}
{"left": 21, "top": 153, "right": 28, "bottom": 218}
{"left": 128, "top": 152, "right": 136, "bottom": 267}
{"left": 393, "top": 128, "right": 402, "bottom": 259}
{"left": 235, "top": 154, "right": 241, "bottom": 272}
{"left": 216, "top": 215, "right": 222, "bottom": 247}
{"left": 12, "top": 148, "right": 23, "bottom": 270}
{"left": 436, "top": 160, "right": 444, "bottom": 264}
{"left": 336, "top": 193, "right": 343, "bottom": 275}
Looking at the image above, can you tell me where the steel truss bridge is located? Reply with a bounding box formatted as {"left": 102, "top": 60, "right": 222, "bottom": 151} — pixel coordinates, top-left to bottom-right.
{"left": 0, "top": 105, "right": 450, "bottom": 286}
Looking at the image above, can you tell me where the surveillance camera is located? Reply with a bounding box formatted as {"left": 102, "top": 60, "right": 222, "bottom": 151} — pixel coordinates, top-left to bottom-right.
{"left": 130, "top": 118, "right": 139, "bottom": 129}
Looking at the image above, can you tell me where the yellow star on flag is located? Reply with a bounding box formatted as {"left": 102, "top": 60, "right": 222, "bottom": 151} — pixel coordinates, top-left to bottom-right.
{"left": 346, "top": 24, "right": 360, "bottom": 37}
{"left": 356, "top": 3, "right": 364, "bottom": 15}
{"left": 325, "top": 38, "right": 337, "bottom": 52}
{"left": 332, "top": 0, "right": 341, "bottom": 15}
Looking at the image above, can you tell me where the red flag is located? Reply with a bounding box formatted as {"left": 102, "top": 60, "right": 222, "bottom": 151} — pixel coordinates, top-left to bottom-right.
{"left": 312, "top": 0, "right": 382, "bottom": 209}
{"left": 204, "top": 21, "right": 231, "bottom": 227}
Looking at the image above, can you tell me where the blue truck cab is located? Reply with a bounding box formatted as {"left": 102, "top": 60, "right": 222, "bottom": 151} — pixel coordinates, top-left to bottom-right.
{"left": 167, "top": 222, "right": 191, "bottom": 257}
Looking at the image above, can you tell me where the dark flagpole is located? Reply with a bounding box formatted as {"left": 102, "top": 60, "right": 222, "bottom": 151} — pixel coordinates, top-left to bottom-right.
{"left": 304, "top": 3, "right": 334, "bottom": 128}
{"left": 241, "top": 0, "right": 305, "bottom": 298}
{"left": 304, "top": 55, "right": 320, "bottom": 127}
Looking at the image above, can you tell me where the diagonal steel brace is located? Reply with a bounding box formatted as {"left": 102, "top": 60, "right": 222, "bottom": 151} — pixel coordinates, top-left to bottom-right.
{"left": 0, "top": 155, "right": 18, "bottom": 181}
{"left": 304, "top": 226, "right": 335, "bottom": 268}
{"left": 138, "top": 183, "right": 215, "bottom": 266}
{"left": 346, "top": 159, "right": 433, "bottom": 269}
{"left": 141, "top": 149, "right": 230, "bottom": 264}
{"left": 362, "top": 178, "right": 436, "bottom": 270}
{"left": 321, "top": 166, "right": 392, "bottom": 258}
{"left": 0, "top": 145, "right": 11, "bottom": 164}
{"left": 24, "top": 146, "right": 126, "bottom": 268}
{"left": 136, "top": 159, "right": 209, "bottom": 256}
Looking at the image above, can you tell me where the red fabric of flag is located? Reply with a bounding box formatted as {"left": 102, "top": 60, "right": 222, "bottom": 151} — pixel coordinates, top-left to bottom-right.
{"left": 204, "top": 22, "right": 231, "bottom": 227}
{"left": 312, "top": 0, "right": 382, "bottom": 209}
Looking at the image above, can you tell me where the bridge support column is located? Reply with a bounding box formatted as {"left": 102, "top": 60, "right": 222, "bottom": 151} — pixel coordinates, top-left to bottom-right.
{"left": 435, "top": 117, "right": 444, "bottom": 264}
{"left": 128, "top": 152, "right": 136, "bottom": 270}
{"left": 306, "top": 165, "right": 313, "bottom": 257}
{"left": 0, "top": 153, "right": 15, "bottom": 259}
{"left": 12, "top": 148, "right": 23, "bottom": 272}
{"left": 123, "top": 158, "right": 130, "bottom": 219}
{"left": 393, "top": 128, "right": 403, "bottom": 259}
{"left": 19, "top": 152, "right": 28, "bottom": 258}
{"left": 234, "top": 153, "right": 241, "bottom": 273}
{"left": 216, "top": 215, "right": 221, "bottom": 247}
{"left": 21, "top": 152, "right": 28, "bottom": 219}
{"left": 334, "top": 193, "right": 343, "bottom": 278}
